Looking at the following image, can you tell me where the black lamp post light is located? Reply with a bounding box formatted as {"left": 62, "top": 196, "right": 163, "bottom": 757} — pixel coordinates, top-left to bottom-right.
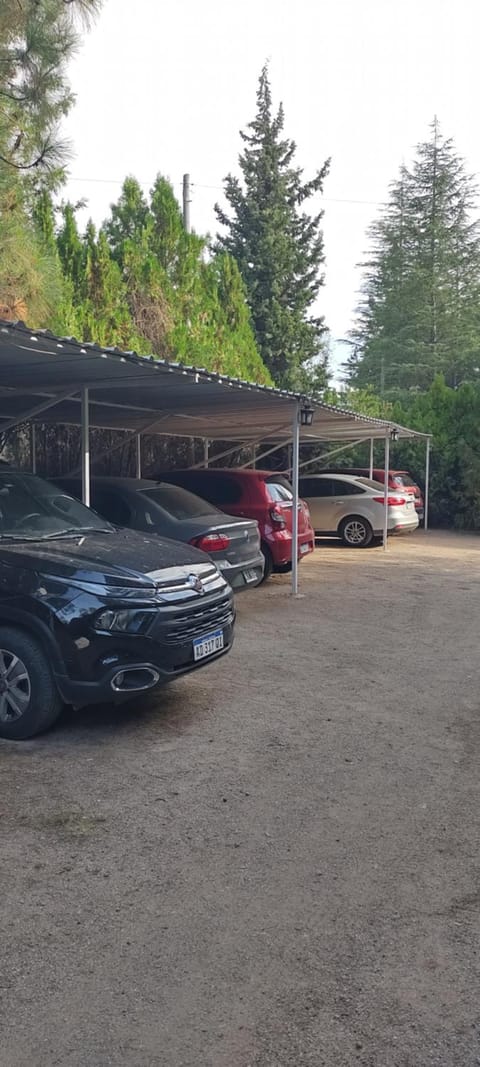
{"left": 300, "top": 403, "right": 315, "bottom": 427}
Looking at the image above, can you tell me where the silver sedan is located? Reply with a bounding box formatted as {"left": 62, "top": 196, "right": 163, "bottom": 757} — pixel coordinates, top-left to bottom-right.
{"left": 299, "top": 474, "right": 419, "bottom": 547}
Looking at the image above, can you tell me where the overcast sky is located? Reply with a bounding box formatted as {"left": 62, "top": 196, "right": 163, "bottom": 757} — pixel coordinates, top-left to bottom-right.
{"left": 64, "top": 0, "right": 480, "bottom": 372}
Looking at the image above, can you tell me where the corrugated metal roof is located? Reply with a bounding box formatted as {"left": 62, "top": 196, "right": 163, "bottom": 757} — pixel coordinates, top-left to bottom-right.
{"left": 0, "top": 321, "right": 429, "bottom": 442}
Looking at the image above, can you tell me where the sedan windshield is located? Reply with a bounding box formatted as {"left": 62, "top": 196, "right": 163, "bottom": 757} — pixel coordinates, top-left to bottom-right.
{"left": 0, "top": 473, "right": 113, "bottom": 539}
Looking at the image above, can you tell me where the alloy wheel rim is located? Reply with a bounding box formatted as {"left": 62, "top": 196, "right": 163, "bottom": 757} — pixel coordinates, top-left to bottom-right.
{"left": 0, "top": 650, "right": 31, "bottom": 723}
{"left": 344, "top": 521, "right": 367, "bottom": 545}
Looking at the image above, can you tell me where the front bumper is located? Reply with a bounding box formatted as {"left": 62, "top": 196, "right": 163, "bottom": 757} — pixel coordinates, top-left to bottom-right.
{"left": 57, "top": 621, "right": 234, "bottom": 707}
{"left": 52, "top": 585, "right": 236, "bottom": 708}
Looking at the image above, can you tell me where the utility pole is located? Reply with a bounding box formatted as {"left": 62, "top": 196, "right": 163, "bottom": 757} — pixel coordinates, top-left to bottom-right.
{"left": 182, "top": 170, "right": 194, "bottom": 463}
{"left": 182, "top": 173, "right": 191, "bottom": 233}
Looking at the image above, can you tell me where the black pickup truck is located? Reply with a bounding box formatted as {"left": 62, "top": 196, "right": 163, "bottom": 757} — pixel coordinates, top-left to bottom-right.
{"left": 0, "top": 470, "right": 235, "bottom": 739}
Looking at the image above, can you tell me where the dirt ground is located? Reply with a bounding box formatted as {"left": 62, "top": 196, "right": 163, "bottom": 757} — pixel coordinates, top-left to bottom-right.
{"left": 1, "top": 530, "right": 480, "bottom": 1067}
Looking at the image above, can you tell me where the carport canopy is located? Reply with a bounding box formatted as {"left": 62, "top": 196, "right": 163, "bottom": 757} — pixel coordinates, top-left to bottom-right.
{"left": 0, "top": 321, "right": 431, "bottom": 592}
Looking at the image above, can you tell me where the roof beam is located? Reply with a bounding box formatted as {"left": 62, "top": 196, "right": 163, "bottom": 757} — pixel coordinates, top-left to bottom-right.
{"left": 0, "top": 389, "right": 78, "bottom": 434}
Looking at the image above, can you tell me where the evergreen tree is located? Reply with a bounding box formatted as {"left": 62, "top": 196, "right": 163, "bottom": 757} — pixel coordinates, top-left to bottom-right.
{"left": 0, "top": 0, "right": 100, "bottom": 173}
{"left": 104, "top": 175, "right": 271, "bottom": 381}
{"left": 351, "top": 121, "right": 480, "bottom": 394}
{"left": 0, "top": 0, "right": 101, "bottom": 321}
{"left": 215, "top": 65, "right": 330, "bottom": 390}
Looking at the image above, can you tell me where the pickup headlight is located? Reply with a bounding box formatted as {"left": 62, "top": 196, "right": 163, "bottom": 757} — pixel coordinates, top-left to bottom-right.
{"left": 94, "top": 609, "right": 154, "bottom": 634}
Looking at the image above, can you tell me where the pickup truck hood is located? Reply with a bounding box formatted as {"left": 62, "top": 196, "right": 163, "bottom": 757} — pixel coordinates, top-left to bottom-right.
{"left": 0, "top": 528, "right": 211, "bottom": 588}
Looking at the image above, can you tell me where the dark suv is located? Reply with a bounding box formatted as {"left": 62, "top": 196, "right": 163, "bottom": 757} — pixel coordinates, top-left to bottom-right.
{"left": 0, "top": 471, "right": 235, "bottom": 740}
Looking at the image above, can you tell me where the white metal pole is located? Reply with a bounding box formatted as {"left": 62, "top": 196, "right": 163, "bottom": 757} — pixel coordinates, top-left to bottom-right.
{"left": 81, "top": 387, "right": 90, "bottom": 507}
{"left": 203, "top": 438, "right": 209, "bottom": 468}
{"left": 135, "top": 434, "right": 142, "bottom": 479}
{"left": 291, "top": 405, "right": 300, "bottom": 596}
{"left": 30, "top": 424, "right": 36, "bottom": 474}
{"left": 382, "top": 431, "right": 390, "bottom": 551}
{"left": 369, "top": 437, "right": 374, "bottom": 479}
{"left": 424, "top": 437, "right": 430, "bottom": 531}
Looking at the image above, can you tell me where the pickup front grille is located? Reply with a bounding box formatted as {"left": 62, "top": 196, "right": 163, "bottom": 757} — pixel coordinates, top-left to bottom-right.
{"left": 162, "top": 594, "right": 234, "bottom": 645}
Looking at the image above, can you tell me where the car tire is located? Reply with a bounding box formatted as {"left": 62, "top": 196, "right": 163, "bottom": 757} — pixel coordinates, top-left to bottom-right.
{"left": 339, "top": 515, "right": 374, "bottom": 548}
{"left": 0, "top": 627, "right": 63, "bottom": 741}
{"left": 260, "top": 543, "right": 273, "bottom": 582}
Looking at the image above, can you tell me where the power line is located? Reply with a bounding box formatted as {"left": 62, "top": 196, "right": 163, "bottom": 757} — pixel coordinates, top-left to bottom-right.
{"left": 66, "top": 174, "right": 385, "bottom": 207}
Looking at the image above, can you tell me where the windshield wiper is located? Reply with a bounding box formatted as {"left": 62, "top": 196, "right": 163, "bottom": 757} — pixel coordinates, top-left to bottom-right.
{"left": 40, "top": 526, "right": 115, "bottom": 539}
{"left": 0, "top": 534, "right": 50, "bottom": 542}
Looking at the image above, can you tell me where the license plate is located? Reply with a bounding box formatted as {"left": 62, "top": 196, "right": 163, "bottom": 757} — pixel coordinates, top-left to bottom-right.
{"left": 300, "top": 543, "right": 310, "bottom": 555}
{"left": 243, "top": 568, "right": 259, "bottom": 583}
{"left": 193, "top": 629, "right": 224, "bottom": 661}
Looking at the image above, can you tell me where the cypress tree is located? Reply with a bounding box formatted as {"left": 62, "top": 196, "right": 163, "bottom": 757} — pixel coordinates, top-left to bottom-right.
{"left": 215, "top": 65, "right": 330, "bottom": 389}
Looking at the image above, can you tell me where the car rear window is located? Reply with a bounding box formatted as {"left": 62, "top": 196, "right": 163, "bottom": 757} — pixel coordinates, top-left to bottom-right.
{"left": 392, "top": 474, "right": 416, "bottom": 488}
{"left": 140, "top": 484, "right": 220, "bottom": 520}
{"left": 264, "top": 476, "right": 293, "bottom": 503}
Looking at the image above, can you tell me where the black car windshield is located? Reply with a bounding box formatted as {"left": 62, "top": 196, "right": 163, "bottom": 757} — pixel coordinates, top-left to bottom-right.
{"left": 0, "top": 473, "right": 113, "bottom": 539}
{"left": 140, "top": 484, "right": 221, "bottom": 520}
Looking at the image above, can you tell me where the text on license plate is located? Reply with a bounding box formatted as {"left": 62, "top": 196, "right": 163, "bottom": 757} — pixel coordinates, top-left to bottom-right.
{"left": 193, "top": 629, "right": 224, "bottom": 661}
{"left": 300, "top": 543, "right": 310, "bottom": 554}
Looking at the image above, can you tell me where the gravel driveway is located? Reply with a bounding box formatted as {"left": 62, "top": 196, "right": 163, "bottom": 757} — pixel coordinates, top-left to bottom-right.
{"left": 1, "top": 531, "right": 480, "bottom": 1067}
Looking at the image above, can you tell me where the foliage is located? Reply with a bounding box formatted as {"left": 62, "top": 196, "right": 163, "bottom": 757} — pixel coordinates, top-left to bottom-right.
{"left": 0, "top": 0, "right": 101, "bottom": 173}
{"left": 0, "top": 0, "right": 101, "bottom": 322}
{"left": 215, "top": 65, "right": 330, "bottom": 390}
{"left": 102, "top": 175, "right": 271, "bottom": 381}
{"left": 390, "top": 376, "right": 480, "bottom": 529}
{"left": 324, "top": 385, "right": 392, "bottom": 420}
{"left": 350, "top": 121, "right": 480, "bottom": 394}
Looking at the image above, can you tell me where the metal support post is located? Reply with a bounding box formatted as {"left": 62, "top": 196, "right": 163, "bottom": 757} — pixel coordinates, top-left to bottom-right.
{"left": 291, "top": 405, "right": 300, "bottom": 596}
{"left": 203, "top": 439, "right": 209, "bottom": 468}
{"left": 369, "top": 437, "right": 374, "bottom": 479}
{"left": 298, "top": 438, "right": 364, "bottom": 473}
{"left": 383, "top": 431, "right": 390, "bottom": 551}
{"left": 30, "top": 424, "right": 36, "bottom": 474}
{"left": 190, "top": 423, "right": 292, "bottom": 469}
{"left": 424, "top": 437, "right": 430, "bottom": 531}
{"left": 66, "top": 414, "right": 172, "bottom": 477}
{"left": 81, "top": 387, "right": 90, "bottom": 507}
{"left": 135, "top": 434, "right": 142, "bottom": 479}
{"left": 241, "top": 437, "right": 291, "bottom": 469}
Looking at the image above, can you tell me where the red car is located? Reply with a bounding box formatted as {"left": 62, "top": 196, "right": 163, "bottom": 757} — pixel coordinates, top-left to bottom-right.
{"left": 157, "top": 469, "right": 315, "bottom": 580}
{"left": 322, "top": 468, "right": 424, "bottom": 520}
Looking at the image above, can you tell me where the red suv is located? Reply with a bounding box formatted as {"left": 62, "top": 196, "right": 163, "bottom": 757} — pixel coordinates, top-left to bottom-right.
{"left": 157, "top": 469, "right": 315, "bottom": 580}
{"left": 322, "top": 468, "right": 424, "bottom": 520}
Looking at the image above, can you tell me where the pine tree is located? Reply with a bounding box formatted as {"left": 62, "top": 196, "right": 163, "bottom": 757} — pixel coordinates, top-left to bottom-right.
{"left": 0, "top": 0, "right": 101, "bottom": 322}
{"left": 0, "top": 0, "right": 101, "bottom": 173}
{"left": 215, "top": 65, "right": 330, "bottom": 390}
{"left": 351, "top": 121, "right": 480, "bottom": 394}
